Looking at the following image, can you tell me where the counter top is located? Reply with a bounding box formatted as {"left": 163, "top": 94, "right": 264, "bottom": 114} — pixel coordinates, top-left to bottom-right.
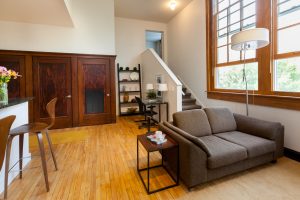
{"left": 0, "top": 97, "right": 33, "bottom": 109}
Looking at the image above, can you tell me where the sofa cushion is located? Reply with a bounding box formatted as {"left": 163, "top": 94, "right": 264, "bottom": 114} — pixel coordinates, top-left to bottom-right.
{"left": 204, "top": 107, "right": 237, "bottom": 134}
{"left": 173, "top": 109, "right": 212, "bottom": 137}
{"left": 200, "top": 135, "right": 247, "bottom": 169}
{"left": 215, "top": 131, "right": 276, "bottom": 158}
{"left": 162, "top": 121, "right": 211, "bottom": 155}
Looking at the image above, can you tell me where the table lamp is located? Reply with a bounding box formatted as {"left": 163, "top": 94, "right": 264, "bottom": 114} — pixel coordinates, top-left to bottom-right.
{"left": 146, "top": 83, "right": 154, "bottom": 90}
{"left": 158, "top": 83, "right": 168, "bottom": 101}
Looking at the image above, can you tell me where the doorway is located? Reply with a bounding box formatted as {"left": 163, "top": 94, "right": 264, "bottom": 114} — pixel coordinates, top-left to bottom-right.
{"left": 145, "top": 30, "right": 164, "bottom": 59}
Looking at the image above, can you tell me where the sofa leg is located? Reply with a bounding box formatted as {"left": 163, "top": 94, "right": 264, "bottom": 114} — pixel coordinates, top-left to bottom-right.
{"left": 271, "top": 160, "right": 277, "bottom": 164}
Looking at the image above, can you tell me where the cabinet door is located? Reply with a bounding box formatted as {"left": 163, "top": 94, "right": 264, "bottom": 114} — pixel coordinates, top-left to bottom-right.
{"left": 78, "top": 58, "right": 112, "bottom": 125}
{"left": 33, "top": 57, "right": 73, "bottom": 128}
{"left": 0, "top": 55, "right": 26, "bottom": 98}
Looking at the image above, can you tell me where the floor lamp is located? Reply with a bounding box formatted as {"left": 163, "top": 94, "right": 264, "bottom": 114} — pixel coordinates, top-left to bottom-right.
{"left": 231, "top": 28, "right": 269, "bottom": 116}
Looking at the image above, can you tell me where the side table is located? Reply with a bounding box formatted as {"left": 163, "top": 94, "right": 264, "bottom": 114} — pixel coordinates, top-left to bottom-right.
{"left": 137, "top": 133, "right": 179, "bottom": 194}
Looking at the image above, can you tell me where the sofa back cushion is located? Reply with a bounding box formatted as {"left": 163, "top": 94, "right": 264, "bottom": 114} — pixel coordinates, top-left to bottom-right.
{"left": 204, "top": 107, "right": 237, "bottom": 134}
{"left": 173, "top": 109, "right": 212, "bottom": 137}
{"left": 162, "top": 121, "right": 211, "bottom": 156}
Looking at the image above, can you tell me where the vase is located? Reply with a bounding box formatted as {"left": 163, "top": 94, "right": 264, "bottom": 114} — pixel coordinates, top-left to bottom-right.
{"left": 0, "top": 83, "right": 8, "bottom": 104}
{"left": 123, "top": 93, "right": 129, "bottom": 103}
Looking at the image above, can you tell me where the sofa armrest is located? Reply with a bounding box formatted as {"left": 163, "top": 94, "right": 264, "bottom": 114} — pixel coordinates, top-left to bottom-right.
{"left": 233, "top": 113, "right": 284, "bottom": 158}
{"left": 159, "top": 122, "right": 208, "bottom": 187}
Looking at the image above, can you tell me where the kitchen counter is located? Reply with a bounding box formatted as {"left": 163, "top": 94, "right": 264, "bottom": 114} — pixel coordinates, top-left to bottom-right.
{"left": 0, "top": 97, "right": 33, "bottom": 110}
{"left": 0, "top": 98, "right": 32, "bottom": 193}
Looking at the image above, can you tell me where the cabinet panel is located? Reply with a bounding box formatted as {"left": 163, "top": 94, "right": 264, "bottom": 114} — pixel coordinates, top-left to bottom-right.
{"left": 0, "top": 55, "right": 26, "bottom": 98}
{"left": 0, "top": 50, "right": 116, "bottom": 128}
{"left": 78, "top": 58, "right": 113, "bottom": 126}
{"left": 33, "top": 57, "right": 73, "bottom": 128}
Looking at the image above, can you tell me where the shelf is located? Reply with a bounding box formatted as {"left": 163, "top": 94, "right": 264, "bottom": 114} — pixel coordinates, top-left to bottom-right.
{"left": 117, "top": 63, "right": 142, "bottom": 118}
{"left": 119, "top": 80, "right": 140, "bottom": 83}
{"left": 119, "top": 70, "right": 139, "bottom": 73}
{"left": 120, "top": 102, "right": 138, "bottom": 105}
{"left": 120, "top": 91, "right": 141, "bottom": 93}
{"left": 120, "top": 112, "right": 141, "bottom": 116}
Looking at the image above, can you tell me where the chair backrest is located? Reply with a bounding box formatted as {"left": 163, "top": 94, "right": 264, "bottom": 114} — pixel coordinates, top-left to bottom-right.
{"left": 0, "top": 115, "right": 15, "bottom": 169}
{"left": 46, "top": 97, "right": 57, "bottom": 129}
{"left": 135, "top": 96, "right": 146, "bottom": 114}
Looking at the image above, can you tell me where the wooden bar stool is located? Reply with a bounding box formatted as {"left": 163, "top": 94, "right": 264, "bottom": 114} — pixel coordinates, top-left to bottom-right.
{"left": 4, "top": 98, "right": 58, "bottom": 199}
{"left": 0, "top": 116, "right": 16, "bottom": 171}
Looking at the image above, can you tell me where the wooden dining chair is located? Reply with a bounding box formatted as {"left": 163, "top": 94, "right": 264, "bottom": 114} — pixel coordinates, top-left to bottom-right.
{"left": 0, "top": 116, "right": 16, "bottom": 170}
{"left": 4, "top": 98, "right": 58, "bottom": 199}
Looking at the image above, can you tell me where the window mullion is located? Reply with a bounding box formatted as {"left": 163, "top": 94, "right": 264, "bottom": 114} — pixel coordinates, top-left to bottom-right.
{"left": 256, "top": 0, "right": 272, "bottom": 94}
{"left": 227, "top": 6, "right": 230, "bottom": 63}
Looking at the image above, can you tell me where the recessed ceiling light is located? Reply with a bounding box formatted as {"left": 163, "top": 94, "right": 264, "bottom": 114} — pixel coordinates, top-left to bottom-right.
{"left": 169, "top": 0, "right": 177, "bottom": 10}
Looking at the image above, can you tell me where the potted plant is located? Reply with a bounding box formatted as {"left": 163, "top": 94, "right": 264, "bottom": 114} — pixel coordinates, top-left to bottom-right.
{"left": 147, "top": 90, "right": 156, "bottom": 100}
{"left": 0, "top": 66, "right": 20, "bottom": 104}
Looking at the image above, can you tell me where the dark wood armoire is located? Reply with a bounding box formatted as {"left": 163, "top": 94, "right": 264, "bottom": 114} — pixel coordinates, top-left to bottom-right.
{"left": 0, "top": 50, "right": 116, "bottom": 129}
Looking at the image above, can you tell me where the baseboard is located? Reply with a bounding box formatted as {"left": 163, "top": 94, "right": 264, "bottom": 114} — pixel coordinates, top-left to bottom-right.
{"left": 284, "top": 148, "right": 300, "bottom": 162}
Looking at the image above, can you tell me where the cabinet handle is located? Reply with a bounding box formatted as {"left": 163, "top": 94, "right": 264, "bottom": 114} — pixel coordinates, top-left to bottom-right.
{"left": 65, "top": 95, "right": 72, "bottom": 98}
{"left": 106, "top": 94, "right": 110, "bottom": 97}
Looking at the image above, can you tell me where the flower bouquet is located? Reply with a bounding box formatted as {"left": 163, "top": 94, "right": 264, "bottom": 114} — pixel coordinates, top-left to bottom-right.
{"left": 0, "top": 66, "right": 20, "bottom": 103}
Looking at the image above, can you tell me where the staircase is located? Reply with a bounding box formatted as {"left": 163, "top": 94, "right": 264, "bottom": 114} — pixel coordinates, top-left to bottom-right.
{"left": 182, "top": 87, "right": 202, "bottom": 111}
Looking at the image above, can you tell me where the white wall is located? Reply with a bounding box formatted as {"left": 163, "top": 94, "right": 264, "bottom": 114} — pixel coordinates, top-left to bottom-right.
{"left": 141, "top": 49, "right": 182, "bottom": 121}
{"left": 115, "top": 17, "right": 168, "bottom": 115}
{"left": 0, "top": 0, "right": 115, "bottom": 55}
{"left": 115, "top": 17, "right": 167, "bottom": 67}
{"left": 167, "top": 0, "right": 206, "bottom": 101}
{"left": 167, "top": 0, "right": 300, "bottom": 152}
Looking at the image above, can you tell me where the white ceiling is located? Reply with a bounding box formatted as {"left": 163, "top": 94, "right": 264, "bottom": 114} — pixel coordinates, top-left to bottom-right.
{"left": 0, "top": 0, "right": 73, "bottom": 26}
{"left": 115, "top": 0, "right": 193, "bottom": 23}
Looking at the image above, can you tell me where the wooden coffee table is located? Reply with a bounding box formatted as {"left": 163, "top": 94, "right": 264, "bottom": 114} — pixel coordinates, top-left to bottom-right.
{"left": 137, "top": 133, "right": 179, "bottom": 194}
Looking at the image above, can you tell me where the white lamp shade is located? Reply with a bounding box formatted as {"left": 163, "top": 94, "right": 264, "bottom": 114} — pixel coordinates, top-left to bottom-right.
{"left": 146, "top": 83, "right": 154, "bottom": 90}
{"left": 158, "top": 84, "right": 168, "bottom": 91}
{"left": 231, "top": 28, "right": 269, "bottom": 51}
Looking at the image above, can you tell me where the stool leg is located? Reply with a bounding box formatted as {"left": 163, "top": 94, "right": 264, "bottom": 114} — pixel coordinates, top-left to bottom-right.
{"left": 19, "top": 134, "right": 24, "bottom": 179}
{"left": 36, "top": 132, "right": 50, "bottom": 192}
{"left": 45, "top": 130, "right": 58, "bottom": 170}
{"left": 4, "top": 135, "right": 13, "bottom": 199}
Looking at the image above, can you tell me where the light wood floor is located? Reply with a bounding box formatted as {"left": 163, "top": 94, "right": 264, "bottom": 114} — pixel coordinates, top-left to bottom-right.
{"left": 2, "top": 117, "right": 300, "bottom": 200}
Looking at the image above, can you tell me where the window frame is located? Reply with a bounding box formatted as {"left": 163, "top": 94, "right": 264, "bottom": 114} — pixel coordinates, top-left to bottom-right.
{"left": 206, "top": 0, "right": 300, "bottom": 111}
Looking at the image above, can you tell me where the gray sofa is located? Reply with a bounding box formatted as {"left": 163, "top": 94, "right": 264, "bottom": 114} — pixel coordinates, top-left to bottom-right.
{"left": 159, "top": 108, "right": 284, "bottom": 189}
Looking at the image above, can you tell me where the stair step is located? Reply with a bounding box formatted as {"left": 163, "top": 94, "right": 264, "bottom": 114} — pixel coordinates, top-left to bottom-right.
{"left": 182, "top": 98, "right": 196, "bottom": 105}
{"left": 182, "top": 104, "right": 202, "bottom": 111}
{"left": 182, "top": 87, "right": 187, "bottom": 93}
{"left": 182, "top": 93, "right": 191, "bottom": 98}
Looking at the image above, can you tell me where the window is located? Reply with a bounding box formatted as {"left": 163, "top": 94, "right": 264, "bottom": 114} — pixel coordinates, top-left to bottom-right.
{"left": 206, "top": 0, "right": 300, "bottom": 110}
{"left": 274, "top": 57, "right": 300, "bottom": 92}
{"left": 216, "top": 62, "right": 258, "bottom": 90}
{"left": 274, "top": 0, "right": 300, "bottom": 92}
{"left": 215, "top": 0, "right": 257, "bottom": 90}
{"left": 216, "top": 0, "right": 256, "bottom": 64}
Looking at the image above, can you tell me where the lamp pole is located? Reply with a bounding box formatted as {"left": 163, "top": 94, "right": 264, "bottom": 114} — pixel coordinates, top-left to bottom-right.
{"left": 243, "top": 44, "right": 249, "bottom": 116}
{"left": 231, "top": 28, "right": 270, "bottom": 117}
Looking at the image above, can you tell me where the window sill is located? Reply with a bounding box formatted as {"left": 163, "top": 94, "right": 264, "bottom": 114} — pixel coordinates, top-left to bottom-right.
{"left": 207, "top": 91, "right": 300, "bottom": 111}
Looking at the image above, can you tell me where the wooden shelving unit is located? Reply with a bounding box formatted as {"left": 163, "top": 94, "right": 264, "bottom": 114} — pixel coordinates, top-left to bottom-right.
{"left": 117, "top": 63, "right": 142, "bottom": 116}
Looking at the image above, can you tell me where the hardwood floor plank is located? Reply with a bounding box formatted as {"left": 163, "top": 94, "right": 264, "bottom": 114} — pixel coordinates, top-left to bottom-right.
{"left": 2, "top": 117, "right": 300, "bottom": 199}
